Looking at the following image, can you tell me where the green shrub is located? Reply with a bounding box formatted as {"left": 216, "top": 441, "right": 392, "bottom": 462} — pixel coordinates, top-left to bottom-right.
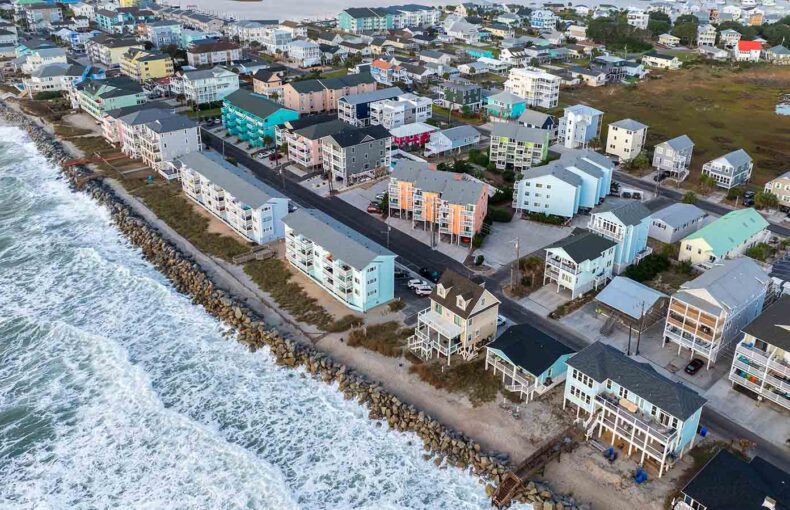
{"left": 487, "top": 206, "right": 513, "bottom": 222}
{"left": 682, "top": 192, "right": 697, "bottom": 204}
{"left": 474, "top": 254, "right": 484, "bottom": 266}
{"left": 33, "top": 91, "right": 62, "bottom": 101}
{"left": 745, "top": 243, "right": 775, "bottom": 262}
{"left": 622, "top": 254, "right": 670, "bottom": 282}
{"left": 525, "top": 212, "right": 565, "bottom": 225}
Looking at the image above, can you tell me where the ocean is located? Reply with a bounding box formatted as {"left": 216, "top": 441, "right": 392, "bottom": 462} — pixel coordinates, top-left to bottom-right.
{"left": 0, "top": 125, "right": 516, "bottom": 509}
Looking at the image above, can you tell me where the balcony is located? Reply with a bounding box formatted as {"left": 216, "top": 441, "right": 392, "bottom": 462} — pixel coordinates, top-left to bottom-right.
{"left": 546, "top": 256, "right": 579, "bottom": 275}
{"left": 592, "top": 393, "right": 677, "bottom": 459}
{"left": 408, "top": 308, "right": 463, "bottom": 360}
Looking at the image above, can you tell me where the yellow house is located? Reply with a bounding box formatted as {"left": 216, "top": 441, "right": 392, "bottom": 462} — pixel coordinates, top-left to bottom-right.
{"left": 118, "top": 0, "right": 138, "bottom": 6}
{"left": 120, "top": 49, "right": 174, "bottom": 82}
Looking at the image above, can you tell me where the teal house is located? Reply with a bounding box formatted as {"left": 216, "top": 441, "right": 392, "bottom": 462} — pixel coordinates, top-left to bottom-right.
{"left": 466, "top": 48, "right": 494, "bottom": 59}
{"left": 485, "top": 91, "right": 527, "bottom": 120}
{"left": 337, "top": 8, "right": 394, "bottom": 33}
{"left": 222, "top": 90, "right": 299, "bottom": 148}
{"left": 485, "top": 323, "right": 575, "bottom": 403}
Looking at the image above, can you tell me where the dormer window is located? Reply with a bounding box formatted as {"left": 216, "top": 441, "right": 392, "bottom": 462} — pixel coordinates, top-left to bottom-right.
{"left": 456, "top": 295, "right": 467, "bottom": 310}
{"left": 437, "top": 284, "right": 447, "bottom": 298}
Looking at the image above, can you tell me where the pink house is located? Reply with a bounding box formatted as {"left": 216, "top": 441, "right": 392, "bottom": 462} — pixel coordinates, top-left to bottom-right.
{"left": 282, "top": 73, "right": 377, "bottom": 114}
{"left": 285, "top": 118, "right": 348, "bottom": 169}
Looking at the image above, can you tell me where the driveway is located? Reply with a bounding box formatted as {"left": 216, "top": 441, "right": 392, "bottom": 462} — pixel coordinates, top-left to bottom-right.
{"left": 481, "top": 217, "right": 572, "bottom": 269}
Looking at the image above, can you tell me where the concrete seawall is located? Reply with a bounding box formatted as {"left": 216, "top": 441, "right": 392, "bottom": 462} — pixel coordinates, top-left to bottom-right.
{"left": 0, "top": 105, "right": 583, "bottom": 510}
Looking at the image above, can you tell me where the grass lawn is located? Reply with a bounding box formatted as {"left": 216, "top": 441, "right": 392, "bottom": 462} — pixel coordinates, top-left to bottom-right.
{"left": 347, "top": 321, "right": 411, "bottom": 357}
{"left": 131, "top": 181, "right": 250, "bottom": 261}
{"left": 244, "top": 258, "right": 360, "bottom": 332}
{"left": 431, "top": 105, "right": 486, "bottom": 125}
{"left": 185, "top": 107, "right": 221, "bottom": 119}
{"left": 559, "top": 65, "right": 790, "bottom": 186}
{"left": 320, "top": 68, "right": 349, "bottom": 79}
{"left": 408, "top": 357, "right": 503, "bottom": 406}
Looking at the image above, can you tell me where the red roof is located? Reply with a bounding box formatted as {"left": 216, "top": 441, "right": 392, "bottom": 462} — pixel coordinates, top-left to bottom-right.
{"left": 738, "top": 40, "right": 762, "bottom": 51}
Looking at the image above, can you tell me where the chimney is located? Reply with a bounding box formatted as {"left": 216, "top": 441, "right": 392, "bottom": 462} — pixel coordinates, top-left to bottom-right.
{"left": 762, "top": 497, "right": 776, "bottom": 510}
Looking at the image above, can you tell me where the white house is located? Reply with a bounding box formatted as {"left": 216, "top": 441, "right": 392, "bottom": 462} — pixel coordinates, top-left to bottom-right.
{"left": 558, "top": 104, "right": 603, "bottom": 149}
{"left": 648, "top": 203, "right": 708, "bottom": 244}
{"left": 658, "top": 33, "right": 681, "bottom": 47}
{"left": 653, "top": 134, "right": 694, "bottom": 181}
{"left": 18, "top": 47, "right": 67, "bottom": 75}
{"left": 588, "top": 201, "right": 652, "bottom": 274}
{"left": 176, "top": 151, "right": 289, "bottom": 244}
{"left": 136, "top": 116, "right": 201, "bottom": 177}
{"left": 180, "top": 66, "right": 239, "bottom": 106}
{"left": 287, "top": 39, "right": 320, "bottom": 67}
{"left": 701, "top": 148, "right": 753, "bottom": 189}
{"left": 24, "top": 63, "right": 84, "bottom": 97}
{"left": 369, "top": 93, "right": 432, "bottom": 129}
{"left": 697, "top": 24, "right": 717, "bottom": 46}
{"left": 424, "top": 125, "right": 480, "bottom": 156}
{"left": 642, "top": 52, "right": 681, "bottom": 70}
{"left": 544, "top": 229, "right": 617, "bottom": 299}
{"left": 504, "top": 66, "right": 561, "bottom": 109}
{"left": 605, "top": 118, "right": 648, "bottom": 162}
{"left": 627, "top": 10, "right": 649, "bottom": 30}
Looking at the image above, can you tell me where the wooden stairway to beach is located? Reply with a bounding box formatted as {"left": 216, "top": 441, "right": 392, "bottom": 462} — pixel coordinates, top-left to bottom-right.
{"left": 491, "top": 426, "right": 578, "bottom": 509}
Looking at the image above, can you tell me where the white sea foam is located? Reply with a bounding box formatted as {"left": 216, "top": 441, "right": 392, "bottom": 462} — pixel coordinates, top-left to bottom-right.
{"left": 0, "top": 126, "right": 519, "bottom": 509}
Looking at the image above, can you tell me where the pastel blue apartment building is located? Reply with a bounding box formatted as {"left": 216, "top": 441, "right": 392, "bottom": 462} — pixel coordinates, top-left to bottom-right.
{"left": 564, "top": 342, "right": 706, "bottom": 477}
{"left": 222, "top": 89, "right": 299, "bottom": 148}
{"left": 513, "top": 149, "right": 614, "bottom": 219}
{"left": 485, "top": 91, "right": 527, "bottom": 120}
{"left": 283, "top": 208, "right": 396, "bottom": 312}
{"left": 337, "top": 8, "right": 394, "bottom": 33}
{"left": 588, "top": 201, "right": 652, "bottom": 273}
{"left": 486, "top": 323, "right": 575, "bottom": 403}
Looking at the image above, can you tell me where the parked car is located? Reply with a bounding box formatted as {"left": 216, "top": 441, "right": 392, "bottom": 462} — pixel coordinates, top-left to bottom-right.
{"left": 367, "top": 203, "right": 382, "bottom": 214}
{"left": 413, "top": 284, "right": 433, "bottom": 296}
{"left": 407, "top": 279, "right": 427, "bottom": 289}
{"left": 685, "top": 358, "right": 705, "bottom": 375}
{"left": 419, "top": 267, "right": 441, "bottom": 283}
{"left": 743, "top": 190, "right": 756, "bottom": 199}
{"left": 374, "top": 192, "right": 386, "bottom": 201}
{"left": 743, "top": 198, "right": 755, "bottom": 207}
{"left": 621, "top": 192, "right": 632, "bottom": 199}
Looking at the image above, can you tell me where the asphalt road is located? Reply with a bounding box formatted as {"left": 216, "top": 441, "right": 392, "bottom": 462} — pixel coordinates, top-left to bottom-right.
{"left": 201, "top": 129, "right": 790, "bottom": 468}
{"left": 614, "top": 170, "right": 790, "bottom": 237}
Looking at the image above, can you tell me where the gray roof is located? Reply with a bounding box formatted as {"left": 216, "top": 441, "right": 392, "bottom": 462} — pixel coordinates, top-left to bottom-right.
{"left": 491, "top": 122, "right": 548, "bottom": 144}
{"left": 652, "top": 203, "right": 707, "bottom": 229}
{"left": 282, "top": 208, "right": 394, "bottom": 271}
{"left": 292, "top": 119, "right": 348, "bottom": 140}
{"left": 595, "top": 201, "right": 651, "bottom": 226}
{"left": 338, "top": 86, "right": 402, "bottom": 105}
{"left": 436, "top": 124, "right": 480, "bottom": 142}
{"left": 31, "top": 62, "right": 83, "bottom": 78}
{"left": 488, "top": 323, "right": 574, "bottom": 377}
{"left": 742, "top": 296, "right": 790, "bottom": 351}
{"left": 596, "top": 276, "right": 667, "bottom": 320}
{"left": 565, "top": 104, "right": 603, "bottom": 117}
{"left": 177, "top": 152, "right": 284, "bottom": 209}
{"left": 518, "top": 109, "right": 554, "bottom": 128}
{"left": 546, "top": 229, "right": 616, "bottom": 264}
{"left": 610, "top": 118, "right": 648, "bottom": 132}
{"left": 716, "top": 148, "right": 752, "bottom": 168}
{"left": 567, "top": 342, "right": 707, "bottom": 420}
{"left": 182, "top": 66, "right": 235, "bottom": 81}
{"left": 117, "top": 106, "right": 174, "bottom": 126}
{"left": 391, "top": 160, "right": 486, "bottom": 205}
{"left": 224, "top": 89, "right": 289, "bottom": 119}
{"left": 676, "top": 258, "right": 769, "bottom": 314}
{"left": 661, "top": 134, "right": 694, "bottom": 152}
{"left": 431, "top": 270, "right": 495, "bottom": 320}
{"left": 486, "top": 90, "right": 524, "bottom": 105}
{"left": 525, "top": 161, "right": 582, "bottom": 187}
{"left": 144, "top": 115, "right": 196, "bottom": 133}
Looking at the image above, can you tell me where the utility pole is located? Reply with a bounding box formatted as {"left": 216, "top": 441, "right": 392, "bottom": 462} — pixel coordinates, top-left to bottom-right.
{"left": 510, "top": 238, "right": 520, "bottom": 289}
{"left": 635, "top": 300, "right": 646, "bottom": 356}
{"left": 627, "top": 324, "right": 632, "bottom": 356}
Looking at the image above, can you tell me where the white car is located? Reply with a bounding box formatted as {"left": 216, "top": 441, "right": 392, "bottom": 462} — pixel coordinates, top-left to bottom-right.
{"left": 413, "top": 285, "right": 432, "bottom": 296}
{"left": 407, "top": 279, "right": 425, "bottom": 289}
{"left": 496, "top": 315, "right": 507, "bottom": 327}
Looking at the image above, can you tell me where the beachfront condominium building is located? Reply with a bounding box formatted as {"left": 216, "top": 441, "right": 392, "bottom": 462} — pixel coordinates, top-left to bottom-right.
{"left": 226, "top": 20, "right": 279, "bottom": 46}
{"left": 283, "top": 208, "right": 396, "bottom": 312}
{"left": 588, "top": 201, "right": 652, "bottom": 274}
{"left": 369, "top": 93, "right": 433, "bottom": 130}
{"left": 337, "top": 87, "right": 403, "bottom": 127}
{"left": 489, "top": 123, "right": 550, "bottom": 172}
{"left": 176, "top": 151, "right": 289, "bottom": 244}
{"left": 285, "top": 118, "right": 347, "bottom": 170}
{"left": 512, "top": 149, "right": 614, "bottom": 218}
{"left": 337, "top": 7, "right": 394, "bottom": 33}
{"left": 678, "top": 208, "right": 769, "bottom": 267}
{"left": 73, "top": 76, "right": 147, "bottom": 121}
{"left": 648, "top": 203, "right": 708, "bottom": 244}
{"left": 261, "top": 27, "right": 293, "bottom": 54}
{"left": 388, "top": 161, "right": 489, "bottom": 245}
{"left": 663, "top": 257, "right": 770, "bottom": 367}
{"left": 222, "top": 89, "right": 299, "bottom": 148}
{"left": 119, "top": 49, "right": 174, "bottom": 82}
{"left": 605, "top": 119, "right": 648, "bottom": 163}
{"left": 652, "top": 135, "right": 694, "bottom": 181}
{"left": 321, "top": 124, "right": 391, "bottom": 188}
{"left": 136, "top": 116, "right": 201, "bottom": 177}
{"left": 558, "top": 105, "right": 604, "bottom": 149}
{"left": 186, "top": 39, "right": 242, "bottom": 67}
{"left": 408, "top": 270, "right": 500, "bottom": 363}
{"left": 486, "top": 323, "right": 575, "bottom": 403}
{"left": 504, "top": 66, "right": 561, "bottom": 109}
{"left": 701, "top": 149, "right": 753, "bottom": 189}
{"left": 730, "top": 296, "right": 790, "bottom": 411}
{"left": 564, "top": 342, "right": 707, "bottom": 477}
{"left": 765, "top": 171, "right": 790, "bottom": 208}
{"left": 544, "top": 230, "right": 617, "bottom": 299}
{"left": 282, "top": 73, "right": 377, "bottom": 114}
{"left": 180, "top": 66, "right": 239, "bottom": 106}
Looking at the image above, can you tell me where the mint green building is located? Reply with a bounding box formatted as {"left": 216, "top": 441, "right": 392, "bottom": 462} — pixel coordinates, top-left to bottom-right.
{"left": 337, "top": 8, "right": 394, "bottom": 33}
{"left": 222, "top": 89, "right": 299, "bottom": 148}
{"left": 75, "top": 77, "right": 147, "bottom": 121}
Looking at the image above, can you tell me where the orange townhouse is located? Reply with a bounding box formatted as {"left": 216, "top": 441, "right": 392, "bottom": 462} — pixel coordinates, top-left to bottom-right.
{"left": 387, "top": 160, "right": 489, "bottom": 245}
{"left": 281, "top": 72, "right": 377, "bottom": 114}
